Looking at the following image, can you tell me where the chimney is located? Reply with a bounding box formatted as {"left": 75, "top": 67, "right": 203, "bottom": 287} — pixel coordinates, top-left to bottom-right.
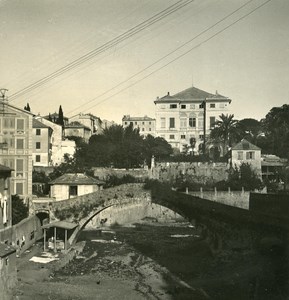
{"left": 167, "top": 92, "right": 170, "bottom": 96}
{"left": 215, "top": 90, "right": 218, "bottom": 95}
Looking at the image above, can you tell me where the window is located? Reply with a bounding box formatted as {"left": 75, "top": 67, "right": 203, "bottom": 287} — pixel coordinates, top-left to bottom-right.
{"left": 246, "top": 151, "right": 255, "bottom": 160}
{"left": 199, "top": 103, "right": 204, "bottom": 109}
{"left": 219, "top": 103, "right": 225, "bottom": 108}
{"left": 130, "top": 122, "right": 133, "bottom": 125}
{"left": 160, "top": 104, "right": 166, "bottom": 109}
{"left": 180, "top": 119, "right": 186, "bottom": 128}
{"left": 36, "top": 155, "right": 41, "bottom": 162}
{"left": 16, "top": 182, "right": 24, "bottom": 195}
{"left": 135, "top": 122, "right": 137, "bottom": 125}
{"left": 181, "top": 104, "right": 186, "bottom": 109}
{"left": 69, "top": 185, "right": 78, "bottom": 197}
{"left": 169, "top": 118, "right": 175, "bottom": 128}
{"left": 149, "top": 128, "right": 151, "bottom": 131}
{"left": 170, "top": 104, "right": 177, "bottom": 109}
{"left": 149, "top": 121, "right": 151, "bottom": 125}
{"left": 210, "top": 103, "right": 216, "bottom": 108}
{"left": 142, "top": 122, "right": 144, "bottom": 125}
{"left": 189, "top": 117, "right": 196, "bottom": 128}
{"left": 169, "top": 134, "right": 175, "bottom": 139}
{"left": 16, "top": 119, "right": 24, "bottom": 130}
{"left": 210, "top": 117, "right": 216, "bottom": 129}
{"left": 142, "top": 128, "right": 144, "bottom": 131}
{"left": 36, "top": 142, "right": 41, "bottom": 149}
{"left": 161, "top": 118, "right": 166, "bottom": 128}
{"left": 124, "top": 122, "right": 127, "bottom": 125}
{"left": 199, "top": 134, "right": 204, "bottom": 140}
{"left": 3, "top": 118, "right": 15, "bottom": 129}
{"left": 36, "top": 128, "right": 41, "bottom": 135}
{"left": 237, "top": 152, "right": 243, "bottom": 160}
{"left": 16, "top": 159, "right": 24, "bottom": 177}
{"left": 16, "top": 139, "right": 24, "bottom": 149}
{"left": 190, "top": 104, "right": 195, "bottom": 109}
{"left": 181, "top": 135, "right": 186, "bottom": 139}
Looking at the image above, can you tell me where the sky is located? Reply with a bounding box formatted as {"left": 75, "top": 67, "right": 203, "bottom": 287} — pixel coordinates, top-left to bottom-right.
{"left": 0, "top": 0, "right": 288, "bottom": 123}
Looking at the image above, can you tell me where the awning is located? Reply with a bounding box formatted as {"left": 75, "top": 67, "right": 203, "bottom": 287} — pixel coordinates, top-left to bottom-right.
{"left": 42, "top": 220, "right": 78, "bottom": 230}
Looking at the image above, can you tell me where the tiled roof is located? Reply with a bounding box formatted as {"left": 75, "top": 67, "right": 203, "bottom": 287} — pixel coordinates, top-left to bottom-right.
{"left": 49, "top": 173, "right": 104, "bottom": 185}
{"left": 154, "top": 86, "right": 230, "bottom": 103}
{"left": 122, "top": 115, "right": 155, "bottom": 121}
{"left": 33, "top": 118, "right": 50, "bottom": 129}
{"left": 232, "top": 139, "right": 261, "bottom": 151}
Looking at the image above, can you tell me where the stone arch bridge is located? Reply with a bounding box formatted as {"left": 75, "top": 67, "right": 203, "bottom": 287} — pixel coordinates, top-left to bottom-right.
{"left": 32, "top": 183, "right": 289, "bottom": 254}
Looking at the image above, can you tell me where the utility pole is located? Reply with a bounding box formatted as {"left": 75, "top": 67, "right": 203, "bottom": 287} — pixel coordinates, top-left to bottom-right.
{"left": 0, "top": 88, "right": 8, "bottom": 100}
{"left": 203, "top": 99, "right": 206, "bottom": 156}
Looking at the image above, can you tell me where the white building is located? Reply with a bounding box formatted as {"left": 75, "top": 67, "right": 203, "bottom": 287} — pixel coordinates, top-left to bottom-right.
{"left": 231, "top": 139, "right": 262, "bottom": 176}
{"left": 122, "top": 115, "right": 156, "bottom": 136}
{"left": 154, "top": 86, "right": 231, "bottom": 153}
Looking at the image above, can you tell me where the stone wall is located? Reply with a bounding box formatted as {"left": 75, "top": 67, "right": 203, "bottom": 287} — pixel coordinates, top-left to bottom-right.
{"left": 93, "top": 167, "right": 149, "bottom": 181}
{"left": 152, "top": 162, "right": 229, "bottom": 184}
{"left": 189, "top": 191, "right": 250, "bottom": 209}
{"left": 0, "top": 215, "right": 42, "bottom": 254}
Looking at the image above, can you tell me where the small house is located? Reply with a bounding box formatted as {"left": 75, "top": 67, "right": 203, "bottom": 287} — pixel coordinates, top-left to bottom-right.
{"left": 231, "top": 139, "right": 261, "bottom": 176}
{"left": 49, "top": 173, "right": 104, "bottom": 201}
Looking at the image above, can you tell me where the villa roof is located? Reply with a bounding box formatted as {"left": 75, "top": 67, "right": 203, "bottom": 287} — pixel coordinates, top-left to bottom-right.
{"left": 232, "top": 139, "right": 261, "bottom": 151}
{"left": 49, "top": 173, "right": 104, "bottom": 186}
{"left": 154, "top": 86, "right": 231, "bottom": 103}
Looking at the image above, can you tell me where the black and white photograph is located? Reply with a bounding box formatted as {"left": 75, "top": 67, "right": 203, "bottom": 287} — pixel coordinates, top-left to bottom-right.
{"left": 0, "top": 0, "right": 288, "bottom": 299}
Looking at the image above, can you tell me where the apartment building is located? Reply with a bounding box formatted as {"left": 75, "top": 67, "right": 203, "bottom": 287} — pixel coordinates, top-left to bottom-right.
{"left": 0, "top": 98, "right": 33, "bottom": 197}
{"left": 34, "top": 116, "right": 76, "bottom": 166}
{"left": 154, "top": 86, "right": 231, "bottom": 153}
{"left": 32, "top": 119, "right": 52, "bottom": 167}
{"left": 122, "top": 115, "right": 156, "bottom": 136}
{"left": 69, "top": 113, "right": 103, "bottom": 135}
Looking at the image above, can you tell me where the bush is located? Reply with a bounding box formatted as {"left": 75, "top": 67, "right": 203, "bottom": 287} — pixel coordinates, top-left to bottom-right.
{"left": 104, "top": 174, "right": 138, "bottom": 188}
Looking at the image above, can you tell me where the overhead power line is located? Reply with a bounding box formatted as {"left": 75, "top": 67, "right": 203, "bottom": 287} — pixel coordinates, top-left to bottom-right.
{"left": 8, "top": 0, "right": 194, "bottom": 101}
{"left": 67, "top": 0, "right": 254, "bottom": 116}
{"left": 68, "top": 0, "right": 272, "bottom": 115}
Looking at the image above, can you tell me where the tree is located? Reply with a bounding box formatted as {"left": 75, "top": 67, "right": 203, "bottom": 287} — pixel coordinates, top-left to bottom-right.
{"left": 24, "top": 103, "right": 31, "bottom": 112}
{"left": 57, "top": 105, "right": 64, "bottom": 127}
{"left": 260, "top": 105, "right": 289, "bottom": 158}
{"left": 86, "top": 124, "right": 145, "bottom": 169}
{"left": 210, "top": 114, "right": 240, "bottom": 155}
{"left": 143, "top": 134, "right": 173, "bottom": 166}
{"left": 12, "top": 194, "right": 29, "bottom": 225}
{"left": 238, "top": 118, "right": 261, "bottom": 144}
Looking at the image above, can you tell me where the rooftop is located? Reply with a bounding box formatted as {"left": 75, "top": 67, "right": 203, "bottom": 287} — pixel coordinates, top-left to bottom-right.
{"left": 232, "top": 139, "right": 261, "bottom": 151}
{"left": 154, "top": 86, "right": 231, "bottom": 103}
{"left": 33, "top": 118, "right": 51, "bottom": 129}
{"left": 49, "top": 173, "right": 105, "bottom": 186}
{"left": 122, "top": 115, "right": 155, "bottom": 121}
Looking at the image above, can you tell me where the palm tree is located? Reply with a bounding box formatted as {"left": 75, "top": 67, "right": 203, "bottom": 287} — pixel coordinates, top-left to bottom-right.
{"left": 210, "top": 114, "right": 240, "bottom": 155}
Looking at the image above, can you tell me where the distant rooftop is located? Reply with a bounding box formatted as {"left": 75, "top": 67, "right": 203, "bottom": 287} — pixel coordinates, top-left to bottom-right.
{"left": 49, "top": 173, "right": 104, "bottom": 186}
{"left": 122, "top": 115, "right": 155, "bottom": 121}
